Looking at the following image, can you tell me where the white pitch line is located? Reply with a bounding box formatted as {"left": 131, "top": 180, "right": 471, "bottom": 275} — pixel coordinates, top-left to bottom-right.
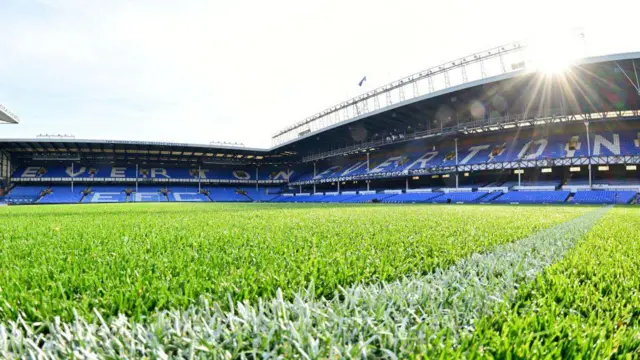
{"left": 0, "top": 207, "right": 609, "bottom": 359}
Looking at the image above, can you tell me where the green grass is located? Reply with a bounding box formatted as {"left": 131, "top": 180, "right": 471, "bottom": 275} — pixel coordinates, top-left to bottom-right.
{"left": 1, "top": 203, "right": 640, "bottom": 357}
{"left": 456, "top": 206, "right": 640, "bottom": 358}
{"left": 0, "top": 203, "right": 588, "bottom": 323}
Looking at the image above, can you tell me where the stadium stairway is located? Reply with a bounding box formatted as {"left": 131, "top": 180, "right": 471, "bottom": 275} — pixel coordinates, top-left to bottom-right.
{"left": 480, "top": 192, "right": 504, "bottom": 203}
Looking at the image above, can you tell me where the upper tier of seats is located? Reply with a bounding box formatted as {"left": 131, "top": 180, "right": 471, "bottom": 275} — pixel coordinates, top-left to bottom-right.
{"left": 9, "top": 130, "right": 640, "bottom": 186}
{"left": 295, "top": 130, "right": 640, "bottom": 182}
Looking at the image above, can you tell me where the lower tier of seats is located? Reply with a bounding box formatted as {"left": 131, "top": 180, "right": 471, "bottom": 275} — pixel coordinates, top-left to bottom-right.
{"left": 2, "top": 186, "right": 637, "bottom": 205}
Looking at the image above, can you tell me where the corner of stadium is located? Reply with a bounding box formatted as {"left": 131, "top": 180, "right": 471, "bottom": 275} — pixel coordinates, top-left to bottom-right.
{"left": 2, "top": 43, "right": 640, "bottom": 205}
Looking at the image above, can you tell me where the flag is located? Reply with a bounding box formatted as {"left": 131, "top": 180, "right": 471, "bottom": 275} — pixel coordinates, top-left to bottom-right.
{"left": 358, "top": 76, "right": 367, "bottom": 87}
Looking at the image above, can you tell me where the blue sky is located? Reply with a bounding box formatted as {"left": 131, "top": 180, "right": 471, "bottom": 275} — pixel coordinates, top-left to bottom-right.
{"left": 0, "top": 0, "right": 638, "bottom": 147}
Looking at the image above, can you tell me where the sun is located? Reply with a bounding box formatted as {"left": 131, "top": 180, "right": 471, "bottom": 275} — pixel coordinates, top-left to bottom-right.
{"left": 526, "top": 31, "right": 582, "bottom": 74}
{"left": 531, "top": 50, "right": 576, "bottom": 74}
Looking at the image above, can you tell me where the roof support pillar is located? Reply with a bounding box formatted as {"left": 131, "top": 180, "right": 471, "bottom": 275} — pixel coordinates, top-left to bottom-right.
{"left": 135, "top": 164, "right": 139, "bottom": 195}
{"left": 455, "top": 138, "right": 459, "bottom": 189}
{"left": 585, "top": 121, "right": 592, "bottom": 188}
{"left": 313, "top": 163, "right": 316, "bottom": 194}
{"left": 366, "top": 152, "right": 370, "bottom": 173}
{"left": 518, "top": 167, "right": 521, "bottom": 187}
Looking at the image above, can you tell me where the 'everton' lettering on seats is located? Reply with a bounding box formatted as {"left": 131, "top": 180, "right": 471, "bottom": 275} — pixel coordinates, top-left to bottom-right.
{"left": 12, "top": 166, "right": 294, "bottom": 183}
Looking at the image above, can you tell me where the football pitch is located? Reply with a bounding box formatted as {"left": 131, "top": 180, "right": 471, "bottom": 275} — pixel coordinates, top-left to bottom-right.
{"left": 0, "top": 203, "right": 638, "bottom": 357}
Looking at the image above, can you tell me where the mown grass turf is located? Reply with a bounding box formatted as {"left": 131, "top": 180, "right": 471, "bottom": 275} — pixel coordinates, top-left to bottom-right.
{"left": 0, "top": 203, "right": 588, "bottom": 323}
{"left": 457, "top": 206, "right": 640, "bottom": 358}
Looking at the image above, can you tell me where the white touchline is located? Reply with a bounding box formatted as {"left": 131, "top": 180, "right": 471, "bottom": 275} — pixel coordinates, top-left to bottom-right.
{"left": 0, "top": 207, "right": 609, "bottom": 359}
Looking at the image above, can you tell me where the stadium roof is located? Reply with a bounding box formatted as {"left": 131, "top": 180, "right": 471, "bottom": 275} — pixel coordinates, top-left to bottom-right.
{"left": 0, "top": 138, "right": 298, "bottom": 166}
{"left": 0, "top": 104, "right": 20, "bottom": 124}
{"left": 270, "top": 51, "right": 640, "bottom": 156}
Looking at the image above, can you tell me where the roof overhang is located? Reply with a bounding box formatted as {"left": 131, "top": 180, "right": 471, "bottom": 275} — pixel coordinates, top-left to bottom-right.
{"left": 0, "top": 138, "right": 267, "bottom": 152}
{"left": 270, "top": 51, "right": 640, "bottom": 150}
{"left": 0, "top": 105, "right": 19, "bottom": 124}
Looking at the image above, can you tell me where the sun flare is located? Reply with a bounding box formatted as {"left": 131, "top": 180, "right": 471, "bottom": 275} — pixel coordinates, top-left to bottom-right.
{"left": 526, "top": 31, "right": 583, "bottom": 74}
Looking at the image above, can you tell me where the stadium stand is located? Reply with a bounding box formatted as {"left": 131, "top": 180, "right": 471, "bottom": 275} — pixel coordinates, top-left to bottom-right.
{"left": 597, "top": 179, "right": 640, "bottom": 186}
{"left": 430, "top": 191, "right": 489, "bottom": 203}
{"left": 208, "top": 187, "right": 252, "bottom": 202}
{"left": 294, "top": 129, "right": 640, "bottom": 185}
{"left": 166, "top": 187, "right": 210, "bottom": 202}
{"left": 491, "top": 191, "right": 571, "bottom": 204}
{"left": 39, "top": 186, "right": 85, "bottom": 204}
{"left": 319, "top": 194, "right": 358, "bottom": 202}
{"left": 2, "top": 53, "right": 640, "bottom": 206}
{"left": 83, "top": 186, "right": 129, "bottom": 203}
{"left": 271, "top": 194, "right": 321, "bottom": 203}
{"left": 10, "top": 166, "right": 293, "bottom": 183}
{"left": 500, "top": 180, "right": 561, "bottom": 189}
{"left": 570, "top": 191, "right": 636, "bottom": 204}
{"left": 133, "top": 187, "right": 168, "bottom": 202}
{"left": 481, "top": 192, "right": 505, "bottom": 202}
{"left": 382, "top": 192, "right": 441, "bottom": 203}
{"left": 2, "top": 186, "right": 44, "bottom": 204}
{"left": 340, "top": 193, "right": 395, "bottom": 203}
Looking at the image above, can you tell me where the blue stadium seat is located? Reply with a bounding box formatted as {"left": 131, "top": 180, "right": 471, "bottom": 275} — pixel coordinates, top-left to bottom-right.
{"left": 242, "top": 188, "right": 281, "bottom": 202}
{"left": 320, "top": 194, "right": 358, "bottom": 202}
{"left": 430, "top": 192, "right": 489, "bottom": 203}
{"left": 339, "top": 194, "right": 394, "bottom": 203}
{"left": 84, "top": 186, "right": 128, "bottom": 203}
{"left": 481, "top": 192, "right": 505, "bottom": 202}
{"left": 11, "top": 166, "right": 294, "bottom": 182}
{"left": 491, "top": 191, "right": 570, "bottom": 204}
{"left": 382, "top": 193, "right": 442, "bottom": 203}
{"left": 3, "top": 186, "right": 45, "bottom": 204}
{"left": 39, "top": 186, "right": 85, "bottom": 204}
{"left": 570, "top": 191, "right": 636, "bottom": 204}
{"left": 166, "top": 187, "right": 210, "bottom": 202}
{"left": 207, "top": 187, "right": 252, "bottom": 202}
